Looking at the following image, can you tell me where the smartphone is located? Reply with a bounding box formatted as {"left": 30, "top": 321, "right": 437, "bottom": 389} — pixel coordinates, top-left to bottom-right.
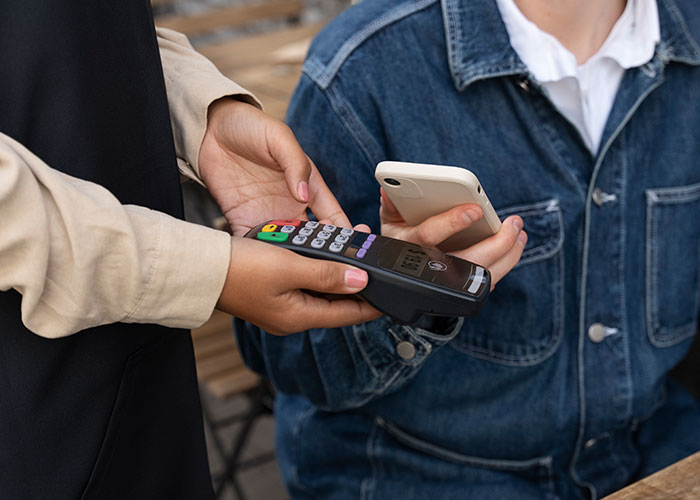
{"left": 375, "top": 161, "right": 501, "bottom": 252}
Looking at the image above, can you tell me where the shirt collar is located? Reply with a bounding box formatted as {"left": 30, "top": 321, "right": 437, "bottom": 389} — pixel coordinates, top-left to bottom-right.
{"left": 494, "top": 0, "right": 660, "bottom": 84}
{"left": 441, "top": 0, "right": 700, "bottom": 91}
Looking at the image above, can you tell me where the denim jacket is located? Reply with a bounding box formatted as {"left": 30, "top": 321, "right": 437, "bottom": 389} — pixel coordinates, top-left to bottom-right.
{"left": 235, "top": 0, "right": 700, "bottom": 498}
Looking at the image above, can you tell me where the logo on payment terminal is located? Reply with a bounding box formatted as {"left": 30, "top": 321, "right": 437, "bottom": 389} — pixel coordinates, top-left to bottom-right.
{"left": 428, "top": 260, "right": 448, "bottom": 272}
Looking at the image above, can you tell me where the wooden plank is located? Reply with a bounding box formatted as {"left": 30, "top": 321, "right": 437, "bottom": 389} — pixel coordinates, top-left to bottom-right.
{"left": 603, "top": 451, "right": 700, "bottom": 499}
{"left": 231, "top": 63, "right": 304, "bottom": 93}
{"left": 192, "top": 312, "right": 261, "bottom": 398}
{"left": 208, "top": 369, "right": 261, "bottom": 399}
{"left": 155, "top": 0, "right": 303, "bottom": 37}
{"left": 198, "top": 23, "right": 322, "bottom": 73}
{"left": 193, "top": 329, "right": 237, "bottom": 359}
{"left": 200, "top": 24, "right": 321, "bottom": 120}
{"left": 191, "top": 310, "right": 234, "bottom": 340}
{"left": 197, "top": 348, "right": 246, "bottom": 380}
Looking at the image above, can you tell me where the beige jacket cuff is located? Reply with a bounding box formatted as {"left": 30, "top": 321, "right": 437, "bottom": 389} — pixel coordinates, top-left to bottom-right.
{"left": 0, "top": 134, "right": 231, "bottom": 338}
{"left": 157, "top": 27, "right": 262, "bottom": 185}
{"left": 123, "top": 207, "right": 231, "bottom": 330}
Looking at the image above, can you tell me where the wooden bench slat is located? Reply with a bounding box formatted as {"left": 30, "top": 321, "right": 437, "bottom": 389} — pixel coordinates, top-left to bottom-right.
{"left": 198, "top": 23, "right": 321, "bottom": 72}
{"left": 155, "top": 0, "right": 303, "bottom": 37}
{"left": 197, "top": 349, "right": 246, "bottom": 380}
{"left": 191, "top": 311, "right": 233, "bottom": 339}
{"left": 208, "top": 369, "right": 261, "bottom": 399}
{"left": 603, "top": 452, "right": 700, "bottom": 499}
{"left": 193, "top": 329, "right": 237, "bottom": 358}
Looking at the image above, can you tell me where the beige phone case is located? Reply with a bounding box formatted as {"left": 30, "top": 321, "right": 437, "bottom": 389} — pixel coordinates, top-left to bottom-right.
{"left": 375, "top": 161, "right": 502, "bottom": 252}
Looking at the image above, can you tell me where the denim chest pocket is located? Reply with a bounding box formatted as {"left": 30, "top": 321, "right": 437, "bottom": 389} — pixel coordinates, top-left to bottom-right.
{"left": 646, "top": 182, "right": 700, "bottom": 347}
{"left": 449, "top": 199, "right": 565, "bottom": 365}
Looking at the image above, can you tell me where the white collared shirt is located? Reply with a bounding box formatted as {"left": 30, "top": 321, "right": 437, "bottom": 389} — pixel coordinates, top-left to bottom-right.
{"left": 495, "top": 0, "right": 660, "bottom": 153}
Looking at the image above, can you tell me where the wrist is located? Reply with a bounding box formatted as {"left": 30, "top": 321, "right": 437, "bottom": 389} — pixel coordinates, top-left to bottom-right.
{"left": 206, "top": 97, "right": 252, "bottom": 136}
{"left": 199, "top": 98, "right": 258, "bottom": 182}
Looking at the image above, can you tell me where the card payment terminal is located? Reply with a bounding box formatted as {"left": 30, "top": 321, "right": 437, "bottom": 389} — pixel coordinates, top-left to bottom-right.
{"left": 245, "top": 219, "right": 490, "bottom": 325}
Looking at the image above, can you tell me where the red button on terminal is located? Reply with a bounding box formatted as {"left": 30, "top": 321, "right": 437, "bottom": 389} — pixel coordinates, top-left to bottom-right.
{"left": 269, "top": 219, "right": 301, "bottom": 226}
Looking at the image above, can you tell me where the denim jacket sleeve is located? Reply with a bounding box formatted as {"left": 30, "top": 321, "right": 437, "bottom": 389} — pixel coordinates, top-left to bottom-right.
{"left": 234, "top": 74, "right": 463, "bottom": 411}
{"left": 235, "top": 316, "right": 463, "bottom": 412}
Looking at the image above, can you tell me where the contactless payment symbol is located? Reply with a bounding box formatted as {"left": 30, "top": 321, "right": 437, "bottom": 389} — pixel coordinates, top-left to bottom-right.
{"left": 428, "top": 260, "right": 448, "bottom": 272}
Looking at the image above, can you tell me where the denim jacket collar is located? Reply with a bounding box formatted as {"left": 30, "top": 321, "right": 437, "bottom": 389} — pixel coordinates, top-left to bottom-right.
{"left": 442, "top": 0, "right": 700, "bottom": 92}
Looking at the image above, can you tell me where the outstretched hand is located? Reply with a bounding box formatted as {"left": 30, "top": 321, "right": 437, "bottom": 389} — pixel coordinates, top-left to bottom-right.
{"left": 198, "top": 98, "right": 351, "bottom": 235}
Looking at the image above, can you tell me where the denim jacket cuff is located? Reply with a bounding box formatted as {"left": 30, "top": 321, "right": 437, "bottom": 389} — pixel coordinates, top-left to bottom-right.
{"left": 353, "top": 316, "right": 464, "bottom": 382}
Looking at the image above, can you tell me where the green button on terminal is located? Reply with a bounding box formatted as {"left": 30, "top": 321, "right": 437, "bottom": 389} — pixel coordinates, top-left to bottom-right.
{"left": 256, "top": 231, "right": 289, "bottom": 242}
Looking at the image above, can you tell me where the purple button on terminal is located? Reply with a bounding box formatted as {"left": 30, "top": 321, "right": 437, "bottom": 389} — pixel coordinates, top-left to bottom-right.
{"left": 362, "top": 241, "right": 372, "bottom": 250}
{"left": 357, "top": 248, "right": 367, "bottom": 258}
{"left": 367, "top": 234, "right": 377, "bottom": 242}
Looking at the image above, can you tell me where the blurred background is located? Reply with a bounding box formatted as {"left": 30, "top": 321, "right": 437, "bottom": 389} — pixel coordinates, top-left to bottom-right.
{"left": 150, "top": 1, "right": 353, "bottom": 499}
{"left": 153, "top": 0, "right": 350, "bottom": 120}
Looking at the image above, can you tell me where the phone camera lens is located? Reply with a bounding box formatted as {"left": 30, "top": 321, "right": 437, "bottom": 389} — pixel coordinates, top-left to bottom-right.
{"left": 384, "top": 178, "right": 401, "bottom": 186}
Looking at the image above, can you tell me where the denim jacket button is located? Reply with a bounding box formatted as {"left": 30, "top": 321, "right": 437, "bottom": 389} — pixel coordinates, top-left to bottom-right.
{"left": 592, "top": 188, "right": 604, "bottom": 206}
{"left": 516, "top": 76, "right": 530, "bottom": 93}
{"left": 588, "top": 323, "right": 607, "bottom": 343}
{"left": 396, "top": 341, "right": 417, "bottom": 360}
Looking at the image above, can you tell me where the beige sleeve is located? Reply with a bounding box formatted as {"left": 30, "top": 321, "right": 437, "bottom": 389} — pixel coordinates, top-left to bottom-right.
{"left": 156, "top": 27, "right": 262, "bottom": 184}
{"left": 0, "top": 134, "right": 231, "bottom": 339}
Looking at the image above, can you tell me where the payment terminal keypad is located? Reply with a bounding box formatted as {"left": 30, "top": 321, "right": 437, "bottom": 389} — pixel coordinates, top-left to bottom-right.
{"left": 245, "top": 219, "right": 491, "bottom": 324}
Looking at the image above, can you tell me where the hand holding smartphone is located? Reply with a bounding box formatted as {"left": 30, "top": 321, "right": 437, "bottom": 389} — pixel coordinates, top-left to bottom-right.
{"left": 375, "top": 161, "right": 501, "bottom": 252}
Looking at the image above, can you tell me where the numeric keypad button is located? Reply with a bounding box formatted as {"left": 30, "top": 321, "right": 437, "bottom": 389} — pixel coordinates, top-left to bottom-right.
{"left": 323, "top": 224, "right": 337, "bottom": 232}
{"left": 334, "top": 234, "right": 349, "bottom": 244}
{"left": 292, "top": 235, "right": 307, "bottom": 245}
{"left": 311, "top": 238, "right": 326, "bottom": 249}
{"left": 317, "top": 230, "right": 332, "bottom": 240}
{"left": 340, "top": 228, "right": 354, "bottom": 237}
{"left": 329, "top": 242, "right": 344, "bottom": 253}
{"left": 280, "top": 225, "right": 296, "bottom": 233}
{"left": 304, "top": 221, "right": 319, "bottom": 229}
{"left": 299, "top": 227, "right": 314, "bottom": 236}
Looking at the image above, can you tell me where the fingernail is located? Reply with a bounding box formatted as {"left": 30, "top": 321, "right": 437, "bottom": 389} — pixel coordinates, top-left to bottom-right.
{"left": 345, "top": 269, "right": 368, "bottom": 288}
{"left": 512, "top": 217, "right": 523, "bottom": 231}
{"left": 463, "top": 209, "right": 480, "bottom": 223}
{"left": 518, "top": 231, "right": 528, "bottom": 245}
{"left": 297, "top": 181, "right": 309, "bottom": 202}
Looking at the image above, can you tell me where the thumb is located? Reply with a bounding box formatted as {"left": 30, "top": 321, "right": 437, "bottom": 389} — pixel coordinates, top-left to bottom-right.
{"left": 294, "top": 257, "right": 369, "bottom": 294}
{"left": 267, "top": 122, "right": 312, "bottom": 203}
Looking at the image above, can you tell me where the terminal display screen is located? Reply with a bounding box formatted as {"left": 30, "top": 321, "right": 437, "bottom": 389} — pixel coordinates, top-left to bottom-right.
{"left": 392, "top": 246, "right": 428, "bottom": 278}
